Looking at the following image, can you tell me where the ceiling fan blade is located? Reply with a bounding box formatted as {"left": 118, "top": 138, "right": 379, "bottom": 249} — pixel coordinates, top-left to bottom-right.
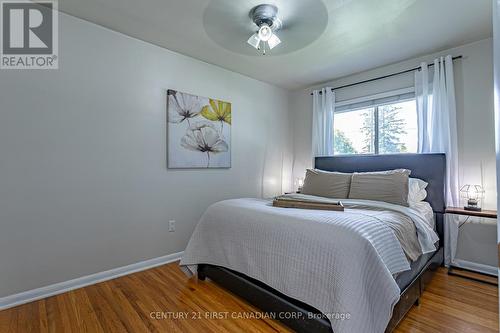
{"left": 247, "top": 33, "right": 260, "bottom": 49}
{"left": 268, "top": 33, "right": 281, "bottom": 49}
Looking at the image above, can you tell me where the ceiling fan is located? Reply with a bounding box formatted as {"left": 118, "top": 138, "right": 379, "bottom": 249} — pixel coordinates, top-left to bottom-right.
{"left": 203, "top": 0, "right": 327, "bottom": 56}
{"left": 246, "top": 4, "right": 282, "bottom": 55}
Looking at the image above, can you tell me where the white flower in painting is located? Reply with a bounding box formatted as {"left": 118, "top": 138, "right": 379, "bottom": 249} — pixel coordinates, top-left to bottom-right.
{"left": 168, "top": 90, "right": 204, "bottom": 124}
{"left": 181, "top": 122, "right": 228, "bottom": 167}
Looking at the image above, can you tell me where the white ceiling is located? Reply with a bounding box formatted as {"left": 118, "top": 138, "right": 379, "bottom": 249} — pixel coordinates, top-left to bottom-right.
{"left": 58, "top": 0, "right": 492, "bottom": 90}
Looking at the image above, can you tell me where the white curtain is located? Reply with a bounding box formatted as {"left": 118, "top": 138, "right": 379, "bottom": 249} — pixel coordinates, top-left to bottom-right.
{"left": 415, "top": 55, "right": 459, "bottom": 206}
{"left": 312, "top": 87, "right": 335, "bottom": 157}
{"left": 415, "top": 55, "right": 460, "bottom": 266}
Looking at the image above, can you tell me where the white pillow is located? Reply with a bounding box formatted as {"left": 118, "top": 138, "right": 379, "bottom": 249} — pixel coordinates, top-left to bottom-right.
{"left": 408, "top": 178, "right": 428, "bottom": 203}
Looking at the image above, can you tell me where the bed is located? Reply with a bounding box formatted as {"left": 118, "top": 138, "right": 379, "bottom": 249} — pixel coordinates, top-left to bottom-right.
{"left": 181, "top": 154, "right": 446, "bottom": 333}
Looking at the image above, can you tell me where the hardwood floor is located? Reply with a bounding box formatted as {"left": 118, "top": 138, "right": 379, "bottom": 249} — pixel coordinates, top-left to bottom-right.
{"left": 0, "top": 262, "right": 497, "bottom": 333}
{"left": 394, "top": 269, "right": 498, "bottom": 333}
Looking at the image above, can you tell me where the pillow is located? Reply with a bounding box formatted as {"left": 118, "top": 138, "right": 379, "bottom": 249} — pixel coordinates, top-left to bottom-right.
{"left": 301, "top": 169, "right": 352, "bottom": 199}
{"left": 348, "top": 169, "right": 411, "bottom": 206}
{"left": 408, "top": 178, "right": 428, "bottom": 203}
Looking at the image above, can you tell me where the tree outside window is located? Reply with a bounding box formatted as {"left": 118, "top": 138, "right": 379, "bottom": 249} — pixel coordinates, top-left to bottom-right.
{"left": 333, "top": 99, "right": 417, "bottom": 155}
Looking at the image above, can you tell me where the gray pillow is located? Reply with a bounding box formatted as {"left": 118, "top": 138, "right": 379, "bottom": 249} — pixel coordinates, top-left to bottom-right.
{"left": 301, "top": 169, "right": 352, "bottom": 199}
{"left": 348, "top": 169, "right": 411, "bottom": 206}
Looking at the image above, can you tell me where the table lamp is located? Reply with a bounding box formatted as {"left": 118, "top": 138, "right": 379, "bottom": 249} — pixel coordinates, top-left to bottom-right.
{"left": 296, "top": 177, "right": 304, "bottom": 192}
{"left": 460, "top": 184, "right": 484, "bottom": 211}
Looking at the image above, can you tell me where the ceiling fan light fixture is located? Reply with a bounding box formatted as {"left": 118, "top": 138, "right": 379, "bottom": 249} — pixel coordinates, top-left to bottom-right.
{"left": 247, "top": 4, "right": 282, "bottom": 55}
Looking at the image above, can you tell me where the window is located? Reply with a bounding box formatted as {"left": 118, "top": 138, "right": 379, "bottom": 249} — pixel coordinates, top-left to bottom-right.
{"left": 333, "top": 90, "right": 417, "bottom": 155}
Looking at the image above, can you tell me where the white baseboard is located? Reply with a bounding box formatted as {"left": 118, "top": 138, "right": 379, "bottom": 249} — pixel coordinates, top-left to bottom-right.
{"left": 452, "top": 258, "right": 498, "bottom": 276}
{"left": 0, "top": 251, "right": 184, "bottom": 311}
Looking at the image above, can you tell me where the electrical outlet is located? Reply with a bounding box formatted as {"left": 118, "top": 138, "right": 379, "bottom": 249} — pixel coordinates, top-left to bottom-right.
{"left": 168, "top": 220, "right": 176, "bottom": 232}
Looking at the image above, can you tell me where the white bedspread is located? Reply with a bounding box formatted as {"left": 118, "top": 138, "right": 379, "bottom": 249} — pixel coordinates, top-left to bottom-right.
{"left": 180, "top": 197, "right": 438, "bottom": 333}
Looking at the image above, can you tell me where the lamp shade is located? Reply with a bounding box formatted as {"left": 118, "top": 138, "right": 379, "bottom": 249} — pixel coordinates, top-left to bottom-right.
{"left": 267, "top": 34, "right": 281, "bottom": 49}
{"left": 247, "top": 33, "right": 260, "bottom": 49}
{"left": 460, "top": 184, "right": 484, "bottom": 200}
{"left": 258, "top": 24, "right": 272, "bottom": 41}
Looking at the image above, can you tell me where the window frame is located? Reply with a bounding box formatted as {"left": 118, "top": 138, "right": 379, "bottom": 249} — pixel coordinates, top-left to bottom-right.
{"left": 333, "top": 88, "right": 417, "bottom": 156}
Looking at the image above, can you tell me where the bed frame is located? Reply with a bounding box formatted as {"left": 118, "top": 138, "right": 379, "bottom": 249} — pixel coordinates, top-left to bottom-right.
{"left": 198, "top": 154, "right": 446, "bottom": 333}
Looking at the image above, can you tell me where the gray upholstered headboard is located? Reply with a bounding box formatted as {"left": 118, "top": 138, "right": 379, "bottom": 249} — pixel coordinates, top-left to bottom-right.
{"left": 315, "top": 153, "right": 446, "bottom": 244}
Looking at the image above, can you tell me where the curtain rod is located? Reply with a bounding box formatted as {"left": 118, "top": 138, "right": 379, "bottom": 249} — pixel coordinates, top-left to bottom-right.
{"left": 310, "top": 55, "right": 463, "bottom": 95}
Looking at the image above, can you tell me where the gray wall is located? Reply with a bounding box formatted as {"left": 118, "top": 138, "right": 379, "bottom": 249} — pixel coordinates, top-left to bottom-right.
{"left": 290, "top": 38, "right": 497, "bottom": 209}
{"left": 0, "top": 14, "right": 292, "bottom": 297}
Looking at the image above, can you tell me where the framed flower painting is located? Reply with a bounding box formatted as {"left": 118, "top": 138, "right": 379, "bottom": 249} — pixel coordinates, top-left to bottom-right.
{"left": 167, "top": 89, "right": 231, "bottom": 168}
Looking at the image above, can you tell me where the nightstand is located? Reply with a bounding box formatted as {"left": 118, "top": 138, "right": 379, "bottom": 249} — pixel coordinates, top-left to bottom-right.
{"left": 445, "top": 207, "right": 497, "bottom": 219}
{"left": 445, "top": 207, "right": 497, "bottom": 285}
